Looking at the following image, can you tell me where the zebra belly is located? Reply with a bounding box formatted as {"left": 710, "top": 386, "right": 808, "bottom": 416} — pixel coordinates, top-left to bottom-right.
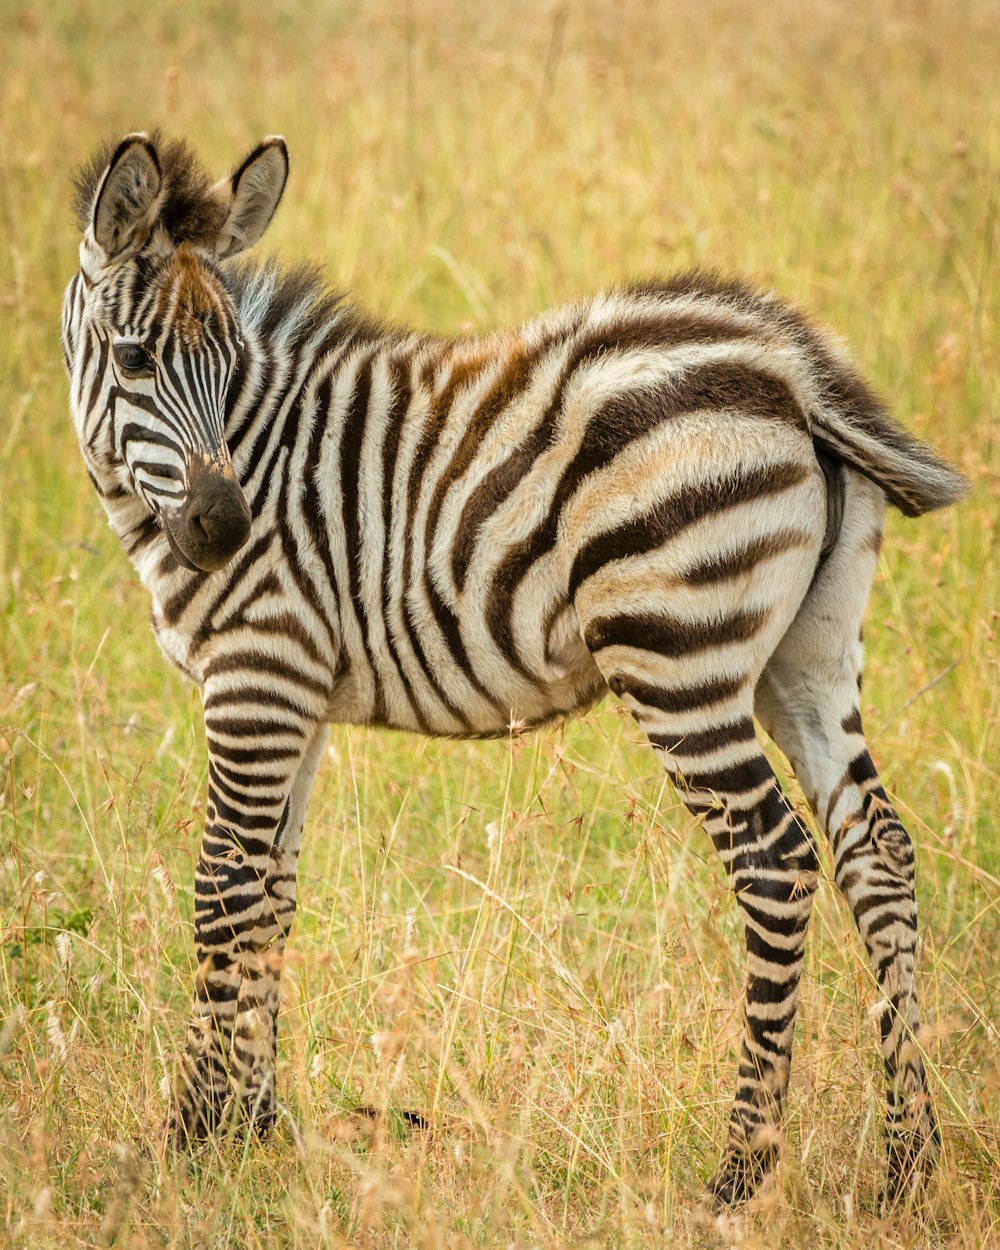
{"left": 327, "top": 596, "right": 606, "bottom": 738}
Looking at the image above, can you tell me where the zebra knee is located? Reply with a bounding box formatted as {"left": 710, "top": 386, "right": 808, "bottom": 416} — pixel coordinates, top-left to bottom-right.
{"left": 194, "top": 846, "right": 269, "bottom": 944}
{"left": 731, "top": 818, "right": 819, "bottom": 953}
{"left": 835, "top": 801, "right": 916, "bottom": 893}
{"left": 866, "top": 800, "right": 916, "bottom": 877}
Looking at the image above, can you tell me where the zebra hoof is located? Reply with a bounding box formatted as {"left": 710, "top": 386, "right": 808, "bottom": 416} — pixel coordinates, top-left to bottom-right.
{"left": 166, "top": 1095, "right": 223, "bottom": 1145}
{"left": 706, "top": 1144, "right": 779, "bottom": 1209}
{"left": 881, "top": 1126, "right": 940, "bottom": 1208}
{"left": 223, "top": 1088, "right": 278, "bottom": 1138}
{"left": 352, "top": 1104, "right": 430, "bottom": 1135}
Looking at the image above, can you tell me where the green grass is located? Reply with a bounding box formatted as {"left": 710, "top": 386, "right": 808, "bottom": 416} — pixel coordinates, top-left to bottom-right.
{"left": 1, "top": 0, "right": 998, "bottom": 1245}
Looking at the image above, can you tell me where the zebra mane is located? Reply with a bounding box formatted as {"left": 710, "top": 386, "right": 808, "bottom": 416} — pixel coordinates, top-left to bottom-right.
{"left": 72, "top": 130, "right": 228, "bottom": 246}
{"left": 225, "top": 256, "right": 391, "bottom": 352}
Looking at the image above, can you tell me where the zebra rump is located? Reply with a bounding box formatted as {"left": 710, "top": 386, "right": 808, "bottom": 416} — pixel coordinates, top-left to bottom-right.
{"left": 626, "top": 274, "right": 968, "bottom": 518}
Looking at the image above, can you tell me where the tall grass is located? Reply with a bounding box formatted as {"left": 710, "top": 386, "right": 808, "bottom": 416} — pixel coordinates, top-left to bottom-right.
{"left": 1, "top": 1, "right": 997, "bottom": 1246}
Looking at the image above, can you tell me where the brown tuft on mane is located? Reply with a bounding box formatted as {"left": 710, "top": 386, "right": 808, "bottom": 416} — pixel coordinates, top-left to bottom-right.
{"left": 72, "top": 130, "right": 228, "bottom": 247}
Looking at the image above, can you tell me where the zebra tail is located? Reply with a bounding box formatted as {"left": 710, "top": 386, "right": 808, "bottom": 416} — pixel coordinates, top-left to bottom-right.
{"left": 805, "top": 346, "right": 969, "bottom": 518}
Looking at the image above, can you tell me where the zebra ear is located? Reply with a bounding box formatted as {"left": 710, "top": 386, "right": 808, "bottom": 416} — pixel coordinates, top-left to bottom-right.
{"left": 92, "top": 134, "right": 163, "bottom": 260}
{"left": 214, "top": 137, "right": 289, "bottom": 261}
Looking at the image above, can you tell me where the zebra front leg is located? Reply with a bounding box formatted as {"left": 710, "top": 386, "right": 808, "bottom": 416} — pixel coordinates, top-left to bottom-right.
{"left": 226, "top": 723, "right": 328, "bottom": 1130}
{"left": 172, "top": 827, "right": 265, "bottom": 1139}
{"left": 170, "top": 691, "right": 323, "bottom": 1140}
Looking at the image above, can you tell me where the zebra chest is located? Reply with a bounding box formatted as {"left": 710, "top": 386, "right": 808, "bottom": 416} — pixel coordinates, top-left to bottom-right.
{"left": 150, "top": 609, "right": 204, "bottom": 686}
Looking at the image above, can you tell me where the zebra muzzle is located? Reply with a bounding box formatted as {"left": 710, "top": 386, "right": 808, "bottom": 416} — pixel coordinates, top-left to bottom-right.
{"left": 164, "top": 459, "right": 252, "bottom": 573}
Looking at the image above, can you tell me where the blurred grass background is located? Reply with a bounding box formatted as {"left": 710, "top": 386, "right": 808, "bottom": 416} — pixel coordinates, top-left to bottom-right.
{"left": 0, "top": 1, "right": 997, "bottom": 1246}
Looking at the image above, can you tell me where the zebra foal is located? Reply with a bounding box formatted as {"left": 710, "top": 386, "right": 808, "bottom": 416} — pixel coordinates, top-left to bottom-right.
{"left": 62, "top": 132, "right": 965, "bottom": 1206}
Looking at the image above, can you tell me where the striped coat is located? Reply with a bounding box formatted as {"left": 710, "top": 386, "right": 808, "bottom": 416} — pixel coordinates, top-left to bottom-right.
{"left": 63, "top": 132, "right": 964, "bottom": 1208}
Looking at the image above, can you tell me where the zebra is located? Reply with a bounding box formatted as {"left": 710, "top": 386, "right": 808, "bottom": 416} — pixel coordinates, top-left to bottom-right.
{"left": 62, "top": 131, "right": 966, "bottom": 1207}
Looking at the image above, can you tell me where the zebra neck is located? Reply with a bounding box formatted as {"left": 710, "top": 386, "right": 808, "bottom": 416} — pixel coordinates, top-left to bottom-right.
{"left": 101, "top": 489, "right": 174, "bottom": 590}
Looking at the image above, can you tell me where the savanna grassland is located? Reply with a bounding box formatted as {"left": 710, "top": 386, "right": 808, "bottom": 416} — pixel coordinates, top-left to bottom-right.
{"left": 1, "top": 1, "right": 998, "bottom": 1246}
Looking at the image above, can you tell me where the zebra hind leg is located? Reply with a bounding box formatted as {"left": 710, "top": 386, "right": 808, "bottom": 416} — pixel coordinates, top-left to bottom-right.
{"left": 660, "top": 697, "right": 819, "bottom": 1206}
{"left": 596, "top": 665, "right": 820, "bottom": 1205}
{"left": 755, "top": 467, "right": 939, "bottom": 1203}
{"left": 578, "top": 497, "right": 826, "bottom": 1205}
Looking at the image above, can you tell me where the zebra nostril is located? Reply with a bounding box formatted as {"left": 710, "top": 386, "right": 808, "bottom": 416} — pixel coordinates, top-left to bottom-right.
{"left": 189, "top": 512, "right": 211, "bottom": 540}
{"left": 189, "top": 501, "right": 238, "bottom": 548}
{"left": 180, "top": 473, "right": 251, "bottom": 569}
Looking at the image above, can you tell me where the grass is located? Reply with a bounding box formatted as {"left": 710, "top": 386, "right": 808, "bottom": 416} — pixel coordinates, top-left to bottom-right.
{"left": 1, "top": 0, "right": 998, "bottom": 1245}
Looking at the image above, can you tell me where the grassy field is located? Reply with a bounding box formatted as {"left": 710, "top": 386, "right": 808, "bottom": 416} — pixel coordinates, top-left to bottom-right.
{"left": 1, "top": 0, "right": 998, "bottom": 1245}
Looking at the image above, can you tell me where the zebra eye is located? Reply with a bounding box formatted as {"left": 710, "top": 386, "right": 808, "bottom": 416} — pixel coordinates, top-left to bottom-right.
{"left": 113, "top": 341, "right": 154, "bottom": 376}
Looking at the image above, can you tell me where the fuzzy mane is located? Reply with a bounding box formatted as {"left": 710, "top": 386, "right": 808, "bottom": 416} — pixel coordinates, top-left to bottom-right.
{"left": 73, "top": 132, "right": 391, "bottom": 353}
{"left": 72, "top": 131, "right": 228, "bottom": 246}
{"left": 225, "top": 257, "right": 393, "bottom": 354}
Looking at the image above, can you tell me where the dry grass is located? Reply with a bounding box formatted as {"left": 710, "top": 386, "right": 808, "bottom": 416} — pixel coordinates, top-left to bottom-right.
{"left": 1, "top": 0, "right": 998, "bottom": 1245}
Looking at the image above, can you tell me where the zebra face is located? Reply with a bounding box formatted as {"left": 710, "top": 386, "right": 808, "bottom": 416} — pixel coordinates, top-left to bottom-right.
{"left": 64, "top": 131, "right": 289, "bottom": 574}
{"left": 99, "top": 253, "right": 253, "bottom": 572}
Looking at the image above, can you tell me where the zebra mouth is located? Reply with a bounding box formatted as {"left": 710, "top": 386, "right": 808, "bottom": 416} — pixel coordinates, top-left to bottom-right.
{"left": 162, "top": 518, "right": 203, "bottom": 572}
{"left": 161, "top": 463, "right": 252, "bottom": 573}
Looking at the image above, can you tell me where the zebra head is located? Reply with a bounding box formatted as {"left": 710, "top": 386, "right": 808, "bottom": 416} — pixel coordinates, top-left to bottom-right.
{"left": 63, "top": 133, "right": 289, "bottom": 572}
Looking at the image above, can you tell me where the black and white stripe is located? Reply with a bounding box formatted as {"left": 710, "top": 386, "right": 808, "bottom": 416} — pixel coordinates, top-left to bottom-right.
{"left": 63, "top": 132, "right": 964, "bottom": 1206}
